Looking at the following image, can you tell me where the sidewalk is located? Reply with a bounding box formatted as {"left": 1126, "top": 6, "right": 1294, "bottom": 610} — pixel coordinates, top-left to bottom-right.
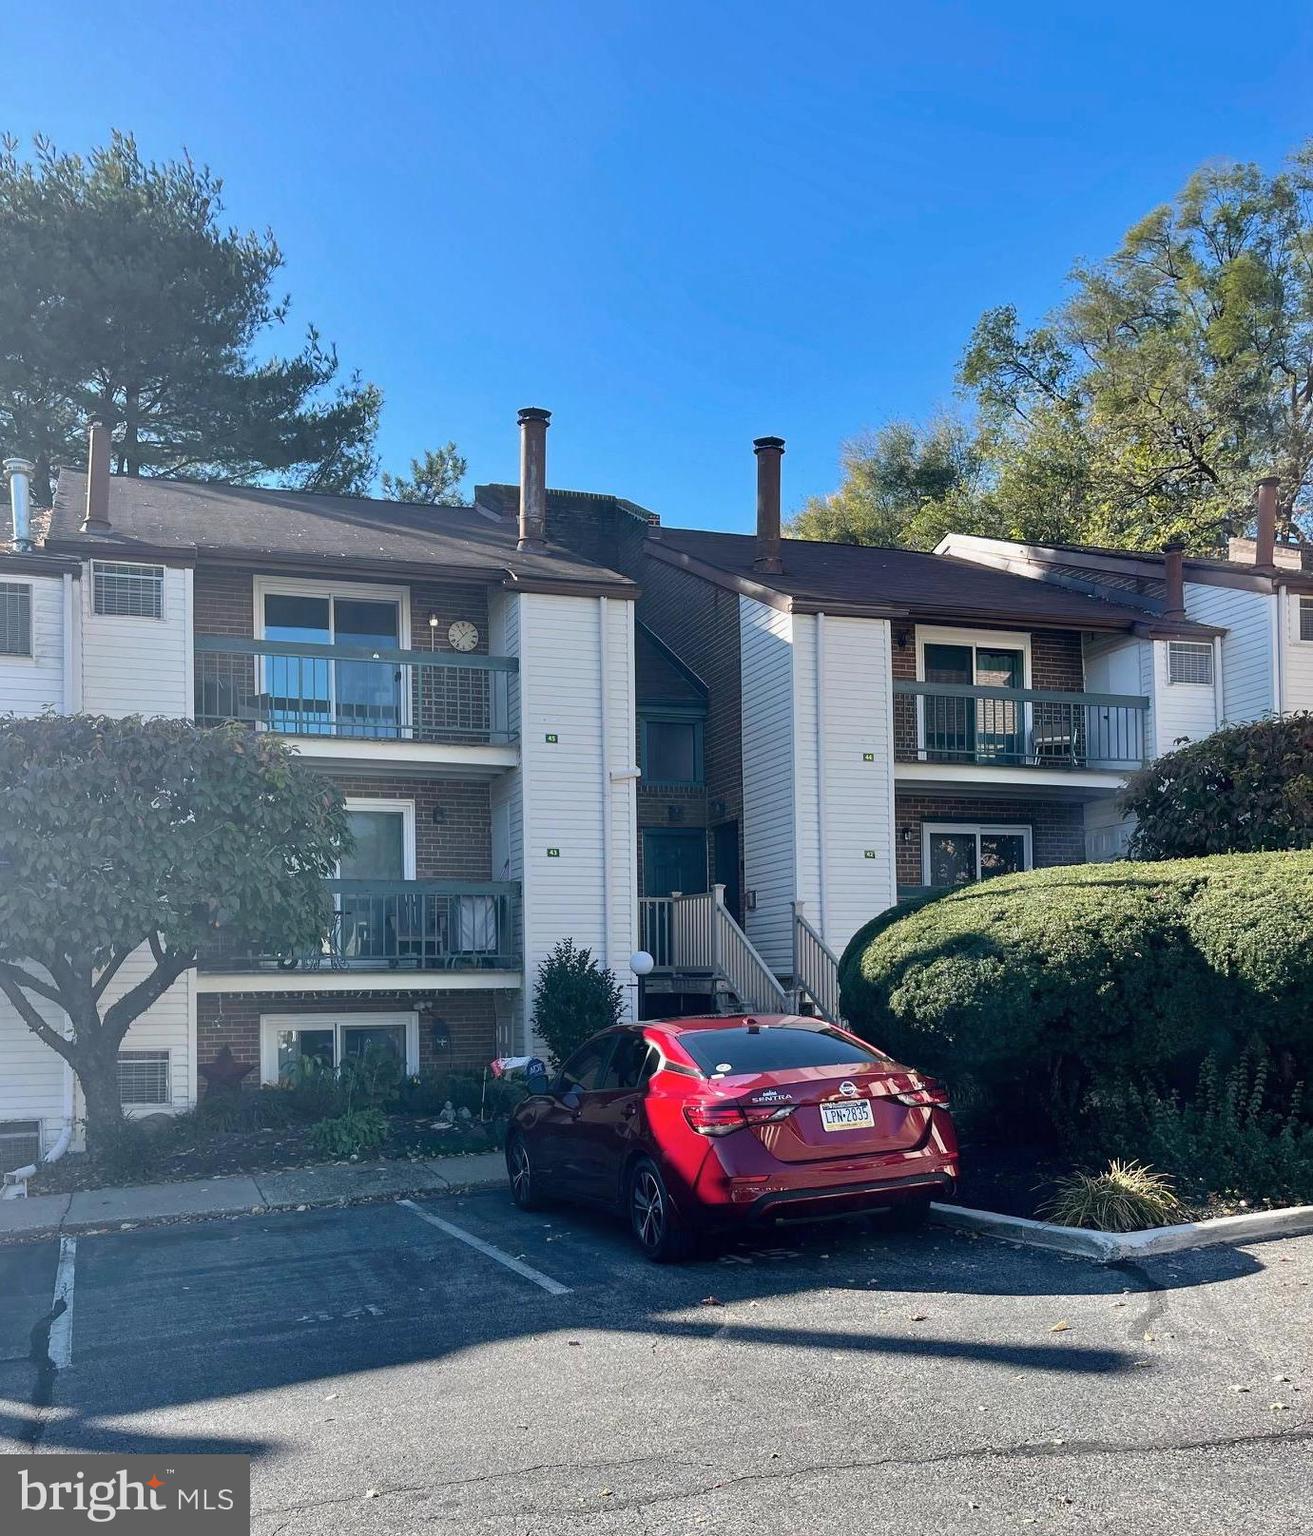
{"left": 0, "top": 1150, "right": 508, "bottom": 1240}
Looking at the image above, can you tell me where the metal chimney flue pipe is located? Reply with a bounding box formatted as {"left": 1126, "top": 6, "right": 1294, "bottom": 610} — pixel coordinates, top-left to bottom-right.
{"left": 752, "top": 435, "right": 785, "bottom": 575}
{"left": 82, "top": 421, "right": 112, "bottom": 534}
{"left": 1255, "top": 475, "right": 1278, "bottom": 571}
{"left": 1161, "top": 540, "right": 1186, "bottom": 620}
{"left": 4, "top": 457, "right": 34, "bottom": 551}
{"left": 517, "top": 407, "right": 550, "bottom": 552}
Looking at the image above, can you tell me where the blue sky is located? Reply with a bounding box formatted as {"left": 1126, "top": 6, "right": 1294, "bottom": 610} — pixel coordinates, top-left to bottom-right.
{"left": 4, "top": 3, "right": 1312, "bottom": 530}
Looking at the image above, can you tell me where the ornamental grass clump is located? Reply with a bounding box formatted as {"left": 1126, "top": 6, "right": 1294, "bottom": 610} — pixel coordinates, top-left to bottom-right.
{"left": 1039, "top": 1161, "right": 1185, "bottom": 1232}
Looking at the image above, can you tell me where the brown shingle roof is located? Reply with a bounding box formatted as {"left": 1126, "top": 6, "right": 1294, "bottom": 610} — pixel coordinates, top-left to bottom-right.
{"left": 38, "top": 471, "right": 635, "bottom": 591}
{"left": 652, "top": 528, "right": 1218, "bottom": 635}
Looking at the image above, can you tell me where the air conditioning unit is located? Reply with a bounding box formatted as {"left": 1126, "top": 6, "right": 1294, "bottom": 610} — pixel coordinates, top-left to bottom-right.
{"left": 0, "top": 1121, "right": 42, "bottom": 1170}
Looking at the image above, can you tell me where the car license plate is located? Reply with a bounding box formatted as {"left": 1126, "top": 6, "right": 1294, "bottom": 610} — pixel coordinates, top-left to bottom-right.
{"left": 820, "top": 1099, "right": 874, "bottom": 1132}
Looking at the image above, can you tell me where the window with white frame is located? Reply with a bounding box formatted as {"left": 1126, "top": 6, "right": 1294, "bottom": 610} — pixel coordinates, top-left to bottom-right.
{"left": 259, "top": 1012, "right": 419, "bottom": 1085}
{"left": 1299, "top": 597, "right": 1313, "bottom": 643}
{"left": 117, "top": 1050, "right": 171, "bottom": 1105}
{"left": 0, "top": 581, "right": 32, "bottom": 655}
{"left": 93, "top": 561, "right": 164, "bottom": 619}
{"left": 923, "top": 823, "right": 1033, "bottom": 888}
{"left": 1166, "top": 641, "right": 1214, "bottom": 686}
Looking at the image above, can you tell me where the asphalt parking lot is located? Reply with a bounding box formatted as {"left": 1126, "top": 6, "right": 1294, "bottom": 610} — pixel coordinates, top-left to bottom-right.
{"left": 2, "top": 1191, "right": 1310, "bottom": 1534}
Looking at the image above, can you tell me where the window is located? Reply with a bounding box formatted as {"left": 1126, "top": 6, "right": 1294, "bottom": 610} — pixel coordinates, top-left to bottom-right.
{"left": 0, "top": 581, "right": 32, "bottom": 656}
{"left": 93, "top": 561, "right": 164, "bottom": 619}
{"left": 923, "top": 823, "right": 1032, "bottom": 888}
{"left": 558, "top": 1036, "right": 614, "bottom": 1094}
{"left": 1167, "top": 641, "right": 1213, "bottom": 686}
{"left": 600, "top": 1033, "right": 657, "bottom": 1091}
{"left": 1300, "top": 597, "right": 1313, "bottom": 643}
{"left": 0, "top": 1120, "right": 41, "bottom": 1166}
{"left": 919, "top": 633, "right": 1028, "bottom": 763}
{"left": 640, "top": 714, "right": 703, "bottom": 785}
{"left": 117, "top": 1050, "right": 171, "bottom": 1105}
{"left": 260, "top": 1012, "right": 418, "bottom": 1085}
{"left": 679, "top": 1024, "right": 890, "bottom": 1077}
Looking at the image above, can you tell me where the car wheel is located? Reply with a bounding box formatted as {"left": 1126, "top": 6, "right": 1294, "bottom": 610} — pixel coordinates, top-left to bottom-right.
{"left": 884, "top": 1195, "right": 933, "bottom": 1233}
{"left": 506, "top": 1132, "right": 543, "bottom": 1211}
{"left": 628, "top": 1157, "right": 691, "bottom": 1263}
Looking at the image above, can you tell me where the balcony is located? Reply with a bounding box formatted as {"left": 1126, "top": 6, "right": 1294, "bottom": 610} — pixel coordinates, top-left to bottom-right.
{"left": 893, "top": 680, "right": 1148, "bottom": 775}
{"left": 194, "top": 636, "right": 517, "bottom": 747}
{"left": 199, "top": 880, "right": 520, "bottom": 977}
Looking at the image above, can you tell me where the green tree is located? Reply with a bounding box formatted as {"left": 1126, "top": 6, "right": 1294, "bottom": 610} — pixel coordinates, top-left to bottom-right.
{"left": 962, "top": 143, "right": 1313, "bottom": 551}
{"left": 787, "top": 417, "right": 991, "bottom": 550}
{"left": 380, "top": 443, "right": 468, "bottom": 505}
{"left": 0, "top": 132, "right": 381, "bottom": 503}
{"left": 0, "top": 716, "right": 349, "bottom": 1149}
{"left": 530, "top": 938, "right": 625, "bottom": 1066}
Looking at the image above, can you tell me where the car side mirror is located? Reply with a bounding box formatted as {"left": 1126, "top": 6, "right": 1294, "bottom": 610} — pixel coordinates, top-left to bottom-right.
{"left": 526, "top": 1067, "right": 551, "bottom": 1096}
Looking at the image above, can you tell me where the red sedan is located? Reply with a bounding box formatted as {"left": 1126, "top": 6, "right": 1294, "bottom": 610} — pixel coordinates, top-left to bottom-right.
{"left": 505, "top": 1014, "right": 959, "bottom": 1261}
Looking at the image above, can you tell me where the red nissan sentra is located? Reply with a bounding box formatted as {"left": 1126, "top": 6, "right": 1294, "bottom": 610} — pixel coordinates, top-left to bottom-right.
{"left": 505, "top": 1014, "right": 959, "bottom": 1261}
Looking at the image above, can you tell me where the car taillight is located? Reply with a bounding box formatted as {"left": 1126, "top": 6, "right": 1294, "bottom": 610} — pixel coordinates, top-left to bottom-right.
{"left": 893, "top": 1081, "right": 950, "bottom": 1109}
{"left": 684, "top": 1102, "right": 794, "bottom": 1136}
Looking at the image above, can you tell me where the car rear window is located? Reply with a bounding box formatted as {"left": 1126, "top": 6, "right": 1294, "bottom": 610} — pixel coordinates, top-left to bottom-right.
{"left": 678, "top": 1025, "right": 889, "bottom": 1076}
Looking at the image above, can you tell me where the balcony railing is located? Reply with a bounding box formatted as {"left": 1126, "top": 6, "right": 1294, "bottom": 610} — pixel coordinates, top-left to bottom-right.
{"left": 194, "top": 636, "right": 517, "bottom": 745}
{"left": 200, "top": 880, "right": 520, "bottom": 973}
{"left": 893, "top": 680, "right": 1148, "bottom": 770}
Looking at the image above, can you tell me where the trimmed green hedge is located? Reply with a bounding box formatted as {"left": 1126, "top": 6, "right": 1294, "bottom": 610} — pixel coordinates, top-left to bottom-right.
{"left": 840, "top": 853, "right": 1313, "bottom": 1124}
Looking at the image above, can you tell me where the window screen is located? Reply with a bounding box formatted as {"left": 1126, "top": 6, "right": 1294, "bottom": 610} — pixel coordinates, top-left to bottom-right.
{"left": 1167, "top": 642, "right": 1213, "bottom": 685}
{"left": 1300, "top": 598, "right": 1313, "bottom": 643}
{"left": 0, "top": 581, "right": 32, "bottom": 655}
{"left": 93, "top": 561, "right": 164, "bottom": 619}
{"left": 117, "top": 1050, "right": 171, "bottom": 1105}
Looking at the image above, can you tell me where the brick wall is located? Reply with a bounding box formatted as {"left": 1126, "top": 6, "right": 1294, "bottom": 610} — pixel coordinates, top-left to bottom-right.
{"left": 892, "top": 626, "right": 1085, "bottom": 759}
{"left": 193, "top": 566, "right": 492, "bottom": 653}
{"left": 330, "top": 774, "right": 491, "bottom": 879}
{"left": 894, "top": 791, "right": 1086, "bottom": 887}
{"left": 196, "top": 988, "right": 501, "bottom": 1081}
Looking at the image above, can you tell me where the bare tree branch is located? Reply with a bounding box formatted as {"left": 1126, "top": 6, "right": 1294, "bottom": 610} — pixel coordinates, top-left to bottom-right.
{"left": 0, "top": 965, "right": 73, "bottom": 1061}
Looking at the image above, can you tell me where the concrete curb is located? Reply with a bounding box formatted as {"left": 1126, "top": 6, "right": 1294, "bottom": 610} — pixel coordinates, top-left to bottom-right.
{"left": 0, "top": 1156, "right": 510, "bottom": 1244}
{"left": 931, "top": 1200, "right": 1313, "bottom": 1263}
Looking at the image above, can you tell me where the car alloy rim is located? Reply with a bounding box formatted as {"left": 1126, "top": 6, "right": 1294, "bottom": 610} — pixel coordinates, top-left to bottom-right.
{"left": 510, "top": 1141, "right": 531, "bottom": 1202}
{"left": 633, "top": 1169, "right": 664, "bottom": 1250}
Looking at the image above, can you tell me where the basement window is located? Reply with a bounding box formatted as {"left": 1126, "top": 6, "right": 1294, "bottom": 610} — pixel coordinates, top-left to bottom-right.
{"left": 1167, "top": 641, "right": 1214, "bottom": 686}
{"left": 0, "top": 1120, "right": 41, "bottom": 1168}
{"left": 1300, "top": 597, "right": 1313, "bottom": 643}
{"left": 117, "top": 1050, "right": 171, "bottom": 1105}
{"left": 93, "top": 561, "right": 164, "bottom": 619}
{"left": 0, "top": 581, "right": 32, "bottom": 656}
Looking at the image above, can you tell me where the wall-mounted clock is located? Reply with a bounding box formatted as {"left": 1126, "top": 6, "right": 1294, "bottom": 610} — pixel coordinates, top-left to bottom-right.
{"left": 448, "top": 620, "right": 479, "bottom": 652}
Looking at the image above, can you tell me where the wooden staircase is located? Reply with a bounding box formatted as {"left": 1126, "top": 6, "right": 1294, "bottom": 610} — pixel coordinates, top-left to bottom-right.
{"left": 639, "top": 886, "right": 789, "bottom": 1015}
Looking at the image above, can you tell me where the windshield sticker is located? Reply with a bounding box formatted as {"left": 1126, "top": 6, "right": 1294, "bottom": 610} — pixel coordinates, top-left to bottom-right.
{"left": 715, "top": 1062, "right": 732, "bottom": 1073}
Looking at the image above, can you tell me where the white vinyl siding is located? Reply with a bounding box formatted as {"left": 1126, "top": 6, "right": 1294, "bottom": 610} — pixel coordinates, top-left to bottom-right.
{"left": 1282, "top": 588, "right": 1313, "bottom": 713}
{"left": 1152, "top": 639, "right": 1218, "bottom": 753}
{"left": 0, "top": 573, "right": 67, "bottom": 715}
{"left": 739, "top": 597, "right": 797, "bottom": 973}
{"left": 1183, "top": 582, "right": 1274, "bottom": 725}
{"left": 791, "top": 614, "right": 897, "bottom": 958}
{"left": 516, "top": 592, "right": 638, "bottom": 1048}
{"left": 81, "top": 562, "right": 192, "bottom": 718}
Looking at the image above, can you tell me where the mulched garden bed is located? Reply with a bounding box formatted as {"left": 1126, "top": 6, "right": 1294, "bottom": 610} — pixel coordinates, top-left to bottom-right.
{"left": 28, "top": 1113, "right": 502, "bottom": 1196}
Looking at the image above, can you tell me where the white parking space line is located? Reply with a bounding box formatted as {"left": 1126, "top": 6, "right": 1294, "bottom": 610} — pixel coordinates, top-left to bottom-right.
{"left": 48, "top": 1235, "right": 76, "bottom": 1370}
{"left": 397, "top": 1200, "right": 572, "bottom": 1296}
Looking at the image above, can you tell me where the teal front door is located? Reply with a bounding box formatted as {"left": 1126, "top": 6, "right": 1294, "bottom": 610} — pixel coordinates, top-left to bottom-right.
{"left": 643, "top": 830, "right": 708, "bottom": 897}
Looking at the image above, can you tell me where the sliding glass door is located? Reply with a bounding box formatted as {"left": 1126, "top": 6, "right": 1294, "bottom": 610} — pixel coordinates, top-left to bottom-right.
{"left": 262, "top": 590, "right": 404, "bottom": 737}
{"left": 922, "top": 641, "right": 1025, "bottom": 763}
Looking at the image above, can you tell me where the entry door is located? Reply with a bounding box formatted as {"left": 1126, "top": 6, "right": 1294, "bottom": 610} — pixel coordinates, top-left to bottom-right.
{"left": 713, "top": 821, "right": 741, "bottom": 919}
{"left": 338, "top": 806, "right": 410, "bottom": 964}
{"left": 642, "top": 830, "right": 708, "bottom": 897}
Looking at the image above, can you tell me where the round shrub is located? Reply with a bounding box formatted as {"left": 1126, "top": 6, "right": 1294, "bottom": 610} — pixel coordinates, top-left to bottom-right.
{"left": 839, "top": 852, "right": 1313, "bottom": 1129}
{"left": 1120, "top": 713, "right": 1313, "bottom": 859}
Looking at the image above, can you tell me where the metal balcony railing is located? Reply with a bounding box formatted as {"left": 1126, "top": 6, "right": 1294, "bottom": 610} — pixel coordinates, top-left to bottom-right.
{"left": 893, "top": 680, "right": 1149, "bottom": 770}
{"left": 194, "top": 636, "right": 517, "bottom": 745}
{"left": 200, "top": 880, "right": 520, "bottom": 973}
